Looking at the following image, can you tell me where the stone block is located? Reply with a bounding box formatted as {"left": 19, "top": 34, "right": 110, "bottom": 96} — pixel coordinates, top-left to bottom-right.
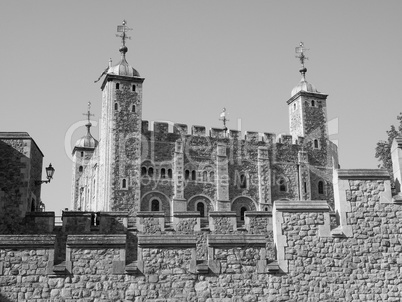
{"left": 191, "top": 125, "right": 206, "bottom": 136}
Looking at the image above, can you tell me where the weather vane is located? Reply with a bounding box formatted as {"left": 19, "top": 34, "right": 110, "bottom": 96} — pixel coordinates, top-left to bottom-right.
{"left": 83, "top": 101, "right": 94, "bottom": 124}
{"left": 219, "top": 108, "right": 229, "bottom": 132}
{"left": 116, "top": 20, "right": 132, "bottom": 47}
{"left": 295, "top": 42, "right": 309, "bottom": 69}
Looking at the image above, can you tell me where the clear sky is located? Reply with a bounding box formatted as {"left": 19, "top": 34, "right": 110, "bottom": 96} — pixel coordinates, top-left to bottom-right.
{"left": 0, "top": 1, "right": 401, "bottom": 214}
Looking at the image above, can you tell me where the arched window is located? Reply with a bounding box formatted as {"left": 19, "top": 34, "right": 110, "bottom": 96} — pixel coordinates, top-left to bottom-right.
{"left": 79, "top": 166, "right": 83, "bottom": 173}
{"left": 197, "top": 202, "right": 205, "bottom": 217}
{"left": 318, "top": 181, "right": 324, "bottom": 194}
{"left": 240, "top": 207, "right": 247, "bottom": 221}
{"left": 114, "top": 102, "right": 119, "bottom": 111}
{"left": 191, "top": 170, "right": 196, "bottom": 181}
{"left": 210, "top": 171, "right": 215, "bottom": 182}
{"left": 264, "top": 207, "right": 269, "bottom": 212}
{"left": 151, "top": 199, "right": 160, "bottom": 211}
{"left": 160, "top": 168, "right": 166, "bottom": 179}
{"left": 311, "top": 100, "right": 315, "bottom": 107}
{"left": 116, "top": 83, "right": 120, "bottom": 90}
{"left": 314, "top": 139, "right": 319, "bottom": 149}
{"left": 304, "top": 181, "right": 307, "bottom": 194}
{"left": 141, "top": 167, "right": 147, "bottom": 176}
{"left": 168, "top": 169, "right": 173, "bottom": 179}
{"left": 279, "top": 177, "right": 287, "bottom": 192}
{"left": 202, "top": 171, "right": 207, "bottom": 182}
{"left": 185, "top": 170, "right": 190, "bottom": 180}
{"left": 80, "top": 151, "right": 84, "bottom": 157}
{"left": 132, "top": 105, "right": 136, "bottom": 113}
{"left": 240, "top": 174, "right": 247, "bottom": 188}
{"left": 132, "top": 85, "right": 136, "bottom": 92}
{"left": 148, "top": 167, "right": 154, "bottom": 178}
{"left": 122, "top": 179, "right": 127, "bottom": 189}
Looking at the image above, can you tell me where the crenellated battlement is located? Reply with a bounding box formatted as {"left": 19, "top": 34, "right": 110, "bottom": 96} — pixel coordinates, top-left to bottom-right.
{"left": 141, "top": 120, "right": 304, "bottom": 147}
{"left": 2, "top": 168, "right": 402, "bottom": 300}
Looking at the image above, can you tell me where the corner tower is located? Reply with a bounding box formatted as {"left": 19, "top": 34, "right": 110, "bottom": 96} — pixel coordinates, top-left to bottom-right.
{"left": 287, "top": 43, "right": 338, "bottom": 204}
{"left": 71, "top": 104, "right": 98, "bottom": 210}
{"left": 98, "top": 21, "right": 144, "bottom": 214}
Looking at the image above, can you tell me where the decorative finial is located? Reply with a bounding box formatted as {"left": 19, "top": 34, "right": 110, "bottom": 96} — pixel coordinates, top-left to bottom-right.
{"left": 295, "top": 42, "right": 309, "bottom": 78}
{"left": 116, "top": 20, "right": 132, "bottom": 55}
{"left": 219, "top": 108, "right": 229, "bottom": 132}
{"left": 83, "top": 102, "right": 95, "bottom": 132}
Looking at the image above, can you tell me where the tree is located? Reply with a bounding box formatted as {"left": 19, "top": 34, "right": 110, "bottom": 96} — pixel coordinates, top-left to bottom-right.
{"left": 375, "top": 112, "right": 402, "bottom": 181}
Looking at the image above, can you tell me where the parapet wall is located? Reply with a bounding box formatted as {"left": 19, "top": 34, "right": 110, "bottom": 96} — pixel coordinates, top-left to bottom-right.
{"left": 1, "top": 169, "right": 402, "bottom": 301}
{"left": 141, "top": 120, "right": 302, "bottom": 145}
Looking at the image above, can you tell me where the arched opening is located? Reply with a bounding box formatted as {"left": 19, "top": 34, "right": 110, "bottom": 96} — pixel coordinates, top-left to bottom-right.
{"left": 80, "top": 151, "right": 84, "bottom": 157}
{"left": 197, "top": 202, "right": 205, "bottom": 217}
{"left": 116, "top": 83, "right": 120, "bottom": 90}
{"left": 202, "top": 171, "right": 207, "bottom": 182}
{"left": 160, "top": 168, "right": 166, "bottom": 179}
{"left": 210, "top": 171, "right": 214, "bottom": 182}
{"left": 314, "top": 139, "right": 319, "bottom": 149}
{"left": 79, "top": 166, "right": 83, "bottom": 173}
{"left": 151, "top": 199, "right": 160, "bottom": 211}
{"left": 141, "top": 167, "right": 147, "bottom": 176}
{"left": 191, "top": 170, "right": 196, "bottom": 181}
{"left": 318, "top": 181, "right": 324, "bottom": 194}
{"left": 185, "top": 170, "right": 190, "bottom": 180}
{"left": 122, "top": 179, "right": 127, "bottom": 189}
{"left": 168, "top": 169, "right": 173, "bottom": 179}
{"left": 279, "top": 178, "right": 287, "bottom": 192}
{"left": 132, "top": 105, "right": 136, "bottom": 113}
{"left": 264, "top": 207, "right": 269, "bottom": 211}
{"left": 240, "top": 174, "right": 247, "bottom": 188}
{"left": 148, "top": 167, "right": 154, "bottom": 178}
{"left": 240, "top": 207, "right": 247, "bottom": 221}
{"left": 311, "top": 100, "right": 315, "bottom": 107}
{"left": 132, "top": 85, "right": 136, "bottom": 92}
{"left": 114, "top": 102, "right": 119, "bottom": 111}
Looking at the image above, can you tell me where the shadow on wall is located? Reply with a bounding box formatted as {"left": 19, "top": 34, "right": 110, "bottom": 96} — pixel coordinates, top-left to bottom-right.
{"left": 0, "top": 293, "right": 14, "bottom": 302}
{"left": 0, "top": 139, "right": 30, "bottom": 234}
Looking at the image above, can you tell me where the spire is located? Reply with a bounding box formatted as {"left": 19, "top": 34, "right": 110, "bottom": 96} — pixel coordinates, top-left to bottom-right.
{"left": 116, "top": 20, "right": 132, "bottom": 60}
{"left": 295, "top": 42, "right": 309, "bottom": 80}
{"left": 83, "top": 101, "right": 94, "bottom": 134}
{"left": 219, "top": 108, "right": 229, "bottom": 132}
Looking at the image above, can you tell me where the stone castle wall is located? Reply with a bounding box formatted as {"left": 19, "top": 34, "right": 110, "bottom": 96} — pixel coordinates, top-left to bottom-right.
{"left": 1, "top": 169, "right": 401, "bottom": 301}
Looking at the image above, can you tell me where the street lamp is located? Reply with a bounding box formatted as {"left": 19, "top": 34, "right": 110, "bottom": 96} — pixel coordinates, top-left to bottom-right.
{"left": 35, "top": 163, "right": 55, "bottom": 185}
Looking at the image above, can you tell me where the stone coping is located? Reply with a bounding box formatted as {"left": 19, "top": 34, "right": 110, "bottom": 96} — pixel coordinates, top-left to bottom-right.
{"left": 67, "top": 234, "right": 126, "bottom": 247}
{"left": 337, "top": 169, "right": 390, "bottom": 180}
{"left": 98, "top": 211, "right": 128, "bottom": 217}
{"left": 25, "top": 212, "right": 55, "bottom": 217}
{"left": 274, "top": 200, "right": 329, "bottom": 212}
{"left": 137, "top": 211, "right": 165, "bottom": 218}
{"left": 0, "top": 235, "right": 56, "bottom": 247}
{"left": 62, "top": 211, "right": 93, "bottom": 217}
{"left": 173, "top": 211, "right": 200, "bottom": 218}
{"left": 245, "top": 211, "right": 272, "bottom": 217}
{"left": 208, "top": 234, "right": 267, "bottom": 247}
{"left": 138, "top": 234, "right": 197, "bottom": 248}
{"left": 209, "top": 211, "right": 237, "bottom": 217}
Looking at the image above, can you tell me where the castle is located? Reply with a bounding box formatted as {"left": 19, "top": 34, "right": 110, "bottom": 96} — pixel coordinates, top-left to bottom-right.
{"left": 71, "top": 30, "right": 338, "bottom": 222}
{"left": 1, "top": 22, "right": 402, "bottom": 301}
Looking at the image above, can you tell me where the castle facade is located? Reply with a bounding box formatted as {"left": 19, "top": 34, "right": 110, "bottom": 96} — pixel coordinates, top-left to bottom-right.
{"left": 71, "top": 29, "right": 338, "bottom": 223}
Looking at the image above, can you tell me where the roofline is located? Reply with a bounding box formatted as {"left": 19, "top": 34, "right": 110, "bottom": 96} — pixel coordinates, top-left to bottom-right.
{"left": 0, "top": 132, "right": 44, "bottom": 157}
{"left": 100, "top": 74, "right": 145, "bottom": 90}
{"left": 287, "top": 90, "right": 328, "bottom": 105}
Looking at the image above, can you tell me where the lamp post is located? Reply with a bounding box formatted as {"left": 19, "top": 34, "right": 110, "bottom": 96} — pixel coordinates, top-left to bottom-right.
{"left": 35, "top": 163, "right": 55, "bottom": 185}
